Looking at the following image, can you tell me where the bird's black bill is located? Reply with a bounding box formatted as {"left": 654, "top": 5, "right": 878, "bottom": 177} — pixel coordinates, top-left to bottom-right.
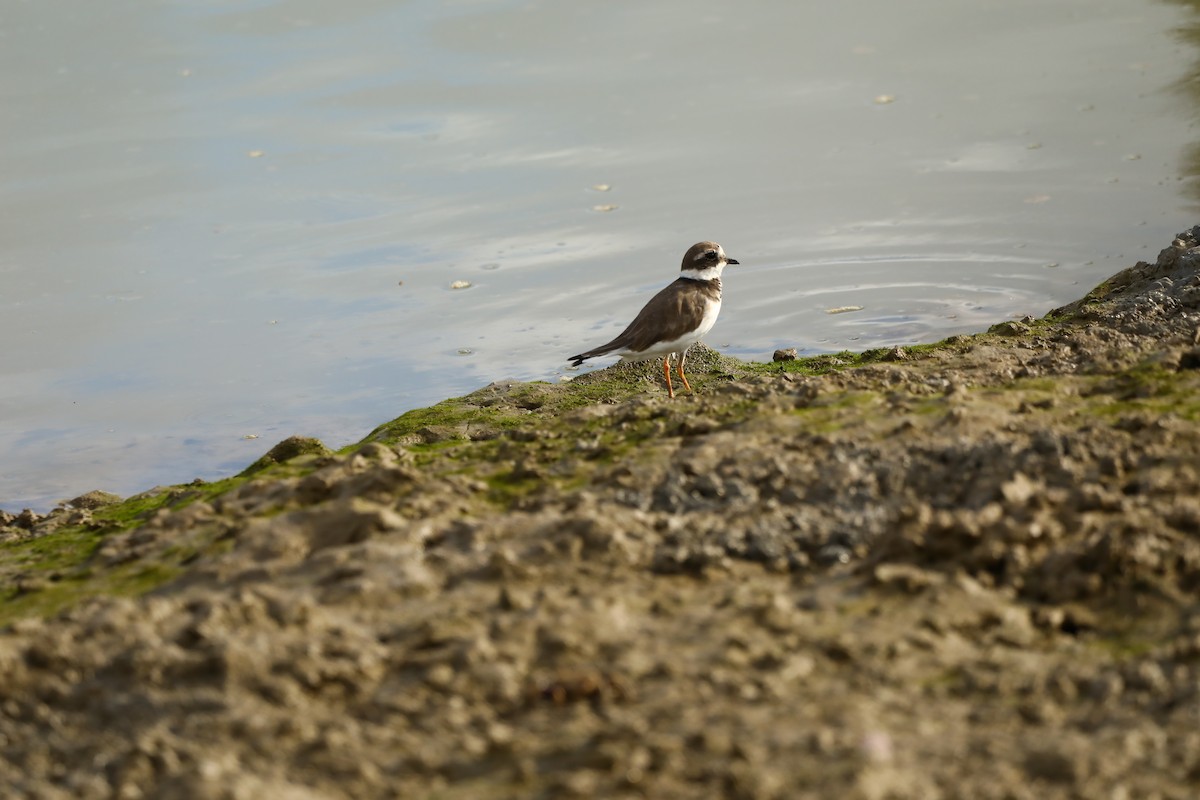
{"left": 726, "top": 257, "right": 740, "bottom": 265}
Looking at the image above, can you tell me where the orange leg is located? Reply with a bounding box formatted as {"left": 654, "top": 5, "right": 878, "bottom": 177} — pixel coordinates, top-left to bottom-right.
{"left": 662, "top": 357, "right": 675, "bottom": 398}
{"left": 677, "top": 350, "right": 693, "bottom": 394}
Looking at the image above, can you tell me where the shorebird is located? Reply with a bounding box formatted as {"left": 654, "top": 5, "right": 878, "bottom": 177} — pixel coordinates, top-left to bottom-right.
{"left": 569, "top": 241, "right": 739, "bottom": 398}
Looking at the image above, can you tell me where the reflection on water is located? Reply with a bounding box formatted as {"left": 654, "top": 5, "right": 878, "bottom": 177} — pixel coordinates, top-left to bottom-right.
{"left": 0, "top": 0, "right": 1197, "bottom": 509}
{"left": 1165, "top": 0, "right": 1200, "bottom": 203}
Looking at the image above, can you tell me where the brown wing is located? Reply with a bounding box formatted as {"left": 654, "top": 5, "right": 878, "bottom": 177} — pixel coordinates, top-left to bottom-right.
{"left": 568, "top": 278, "right": 720, "bottom": 364}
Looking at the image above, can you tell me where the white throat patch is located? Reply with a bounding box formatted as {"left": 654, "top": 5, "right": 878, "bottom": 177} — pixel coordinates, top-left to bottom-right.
{"left": 680, "top": 264, "right": 724, "bottom": 282}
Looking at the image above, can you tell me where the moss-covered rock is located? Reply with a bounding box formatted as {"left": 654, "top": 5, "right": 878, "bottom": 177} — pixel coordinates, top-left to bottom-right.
{"left": 240, "top": 435, "right": 333, "bottom": 476}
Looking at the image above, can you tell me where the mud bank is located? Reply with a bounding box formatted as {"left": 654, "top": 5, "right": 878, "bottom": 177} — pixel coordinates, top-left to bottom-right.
{"left": 2, "top": 229, "right": 1200, "bottom": 798}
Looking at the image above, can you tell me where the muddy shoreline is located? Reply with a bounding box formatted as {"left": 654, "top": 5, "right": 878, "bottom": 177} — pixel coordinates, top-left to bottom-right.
{"left": 2, "top": 229, "right": 1200, "bottom": 798}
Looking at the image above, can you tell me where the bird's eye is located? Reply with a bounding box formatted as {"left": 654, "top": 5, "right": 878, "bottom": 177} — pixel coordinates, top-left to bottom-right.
{"left": 705, "top": 250, "right": 718, "bottom": 260}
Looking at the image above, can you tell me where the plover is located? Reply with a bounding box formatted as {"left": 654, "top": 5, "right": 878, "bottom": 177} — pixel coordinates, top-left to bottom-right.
{"left": 569, "top": 241, "right": 739, "bottom": 398}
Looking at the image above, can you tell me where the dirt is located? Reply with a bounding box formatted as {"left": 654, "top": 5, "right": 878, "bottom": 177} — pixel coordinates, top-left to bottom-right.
{"left": 3, "top": 228, "right": 1200, "bottom": 799}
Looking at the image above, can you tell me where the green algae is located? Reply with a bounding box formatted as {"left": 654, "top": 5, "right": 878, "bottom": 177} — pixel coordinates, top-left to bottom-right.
{"left": 0, "top": 561, "right": 182, "bottom": 628}
{"left": 0, "top": 518, "right": 184, "bottom": 627}
{"left": 357, "top": 389, "right": 558, "bottom": 451}
{"left": 742, "top": 337, "right": 972, "bottom": 378}
{"left": 4, "top": 526, "right": 104, "bottom": 576}
{"left": 0, "top": 476, "right": 251, "bottom": 627}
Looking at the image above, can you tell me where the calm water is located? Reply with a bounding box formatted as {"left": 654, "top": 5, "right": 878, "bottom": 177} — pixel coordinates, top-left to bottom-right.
{"left": 2, "top": 0, "right": 1197, "bottom": 510}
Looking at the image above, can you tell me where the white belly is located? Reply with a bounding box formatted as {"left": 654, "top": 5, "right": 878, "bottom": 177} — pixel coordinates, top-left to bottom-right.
{"left": 617, "top": 298, "right": 721, "bottom": 362}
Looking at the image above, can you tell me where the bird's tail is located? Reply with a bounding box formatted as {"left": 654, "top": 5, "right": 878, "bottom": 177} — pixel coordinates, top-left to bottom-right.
{"left": 568, "top": 345, "right": 614, "bottom": 367}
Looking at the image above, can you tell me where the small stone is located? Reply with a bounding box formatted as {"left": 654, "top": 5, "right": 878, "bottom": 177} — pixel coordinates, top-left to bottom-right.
{"left": 450, "top": 280, "right": 472, "bottom": 290}
{"left": 425, "top": 664, "right": 455, "bottom": 690}
{"left": 677, "top": 416, "right": 718, "bottom": 436}
{"left": 554, "top": 770, "right": 599, "bottom": 797}
{"left": 1023, "top": 748, "right": 1079, "bottom": 784}
{"left": 773, "top": 348, "right": 798, "bottom": 362}
{"left": 498, "top": 585, "right": 534, "bottom": 611}
{"left": 999, "top": 472, "right": 1038, "bottom": 505}
{"left": 860, "top": 730, "right": 894, "bottom": 764}
{"left": 808, "top": 727, "right": 838, "bottom": 754}
{"left": 13, "top": 509, "right": 43, "bottom": 530}
{"left": 873, "top": 563, "right": 944, "bottom": 592}
{"left": 485, "top": 722, "right": 515, "bottom": 750}
{"left": 1177, "top": 347, "right": 1200, "bottom": 371}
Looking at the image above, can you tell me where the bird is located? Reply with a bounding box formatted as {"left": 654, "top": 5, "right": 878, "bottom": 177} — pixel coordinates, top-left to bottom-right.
{"left": 568, "top": 241, "right": 739, "bottom": 398}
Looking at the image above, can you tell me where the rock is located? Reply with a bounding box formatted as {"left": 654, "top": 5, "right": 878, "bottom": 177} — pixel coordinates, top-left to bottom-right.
{"left": 773, "top": 348, "right": 798, "bottom": 362}
{"left": 989, "top": 320, "right": 1031, "bottom": 336}
{"left": 66, "top": 490, "right": 122, "bottom": 510}
{"left": 240, "top": 436, "right": 332, "bottom": 475}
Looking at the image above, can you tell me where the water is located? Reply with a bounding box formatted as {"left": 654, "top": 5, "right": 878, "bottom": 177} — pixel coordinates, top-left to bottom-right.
{"left": 1, "top": 0, "right": 1196, "bottom": 511}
